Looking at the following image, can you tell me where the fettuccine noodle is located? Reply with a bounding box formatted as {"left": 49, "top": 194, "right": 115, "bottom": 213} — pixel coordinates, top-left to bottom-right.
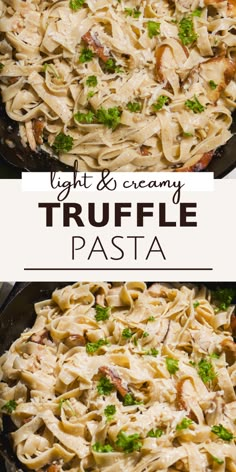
{"left": 0, "top": 282, "right": 236, "bottom": 471}
{"left": 0, "top": 0, "right": 235, "bottom": 170}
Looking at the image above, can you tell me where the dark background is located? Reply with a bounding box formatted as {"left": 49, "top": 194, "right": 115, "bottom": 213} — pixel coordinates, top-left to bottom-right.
{"left": 0, "top": 155, "right": 21, "bottom": 178}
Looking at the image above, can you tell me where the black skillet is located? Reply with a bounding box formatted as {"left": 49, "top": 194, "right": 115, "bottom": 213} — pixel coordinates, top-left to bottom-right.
{"left": 0, "top": 282, "right": 236, "bottom": 472}
{"left": 0, "top": 98, "right": 235, "bottom": 177}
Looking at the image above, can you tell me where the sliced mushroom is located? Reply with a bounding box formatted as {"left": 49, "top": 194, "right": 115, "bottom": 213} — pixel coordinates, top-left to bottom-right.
{"left": 199, "top": 57, "right": 236, "bottom": 102}
{"left": 82, "top": 31, "right": 110, "bottom": 63}
{"left": 155, "top": 42, "right": 188, "bottom": 88}
{"left": 28, "top": 329, "right": 50, "bottom": 345}
{"left": 32, "top": 119, "right": 44, "bottom": 145}
{"left": 99, "top": 366, "right": 129, "bottom": 397}
{"left": 47, "top": 465, "right": 61, "bottom": 472}
{"left": 221, "top": 338, "right": 236, "bottom": 365}
{"left": 65, "top": 334, "right": 86, "bottom": 348}
{"left": 175, "top": 151, "right": 214, "bottom": 172}
{"left": 140, "top": 145, "right": 151, "bottom": 156}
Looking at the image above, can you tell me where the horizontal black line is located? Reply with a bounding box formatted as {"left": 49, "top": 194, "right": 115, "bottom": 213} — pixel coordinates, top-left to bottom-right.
{"left": 24, "top": 268, "right": 213, "bottom": 271}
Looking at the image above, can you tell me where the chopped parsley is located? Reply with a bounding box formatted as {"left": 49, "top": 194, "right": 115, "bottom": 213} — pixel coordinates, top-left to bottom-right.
{"left": 210, "top": 352, "right": 220, "bottom": 359}
{"left": 96, "top": 107, "right": 121, "bottom": 129}
{"left": 178, "top": 17, "right": 197, "bottom": 46}
{"left": 147, "top": 316, "right": 155, "bottom": 322}
{"left": 1, "top": 400, "right": 17, "bottom": 414}
{"left": 86, "top": 338, "right": 109, "bottom": 354}
{"left": 74, "top": 111, "right": 95, "bottom": 124}
{"left": 86, "top": 75, "right": 98, "bottom": 87}
{"left": 69, "top": 0, "right": 85, "bottom": 10}
{"left": 185, "top": 96, "right": 205, "bottom": 113}
{"left": 133, "top": 336, "right": 138, "bottom": 346}
{"left": 103, "top": 58, "right": 123, "bottom": 73}
{"left": 104, "top": 404, "right": 116, "bottom": 421}
{"left": 193, "top": 300, "right": 200, "bottom": 308}
{"left": 211, "top": 455, "right": 224, "bottom": 465}
{"left": 197, "top": 358, "right": 216, "bottom": 384}
{"left": 92, "top": 442, "right": 114, "bottom": 453}
{"left": 122, "top": 328, "right": 133, "bottom": 339}
{"left": 191, "top": 7, "right": 202, "bottom": 16}
{"left": 147, "top": 428, "right": 163, "bottom": 438}
{"left": 123, "top": 393, "right": 142, "bottom": 406}
{"left": 87, "top": 91, "right": 95, "bottom": 98}
{"left": 97, "top": 376, "right": 114, "bottom": 395}
{"left": 0, "top": 63, "right": 4, "bottom": 71}
{"left": 142, "top": 331, "right": 149, "bottom": 338}
{"left": 212, "top": 288, "right": 235, "bottom": 312}
{"left": 152, "top": 95, "right": 169, "bottom": 111}
{"left": 115, "top": 431, "right": 142, "bottom": 453}
{"left": 176, "top": 417, "right": 193, "bottom": 430}
{"left": 95, "top": 304, "right": 111, "bottom": 322}
{"left": 209, "top": 80, "right": 217, "bottom": 90}
{"left": 183, "top": 131, "right": 193, "bottom": 137}
{"left": 52, "top": 133, "right": 74, "bottom": 152}
{"left": 144, "top": 348, "right": 159, "bottom": 357}
{"left": 147, "top": 21, "right": 161, "bottom": 39}
{"left": 127, "top": 101, "right": 142, "bottom": 113}
{"left": 125, "top": 7, "right": 141, "bottom": 18}
{"left": 189, "top": 360, "right": 196, "bottom": 366}
{"left": 211, "top": 424, "right": 234, "bottom": 441}
{"left": 166, "top": 357, "right": 179, "bottom": 375}
{"left": 79, "top": 48, "right": 94, "bottom": 63}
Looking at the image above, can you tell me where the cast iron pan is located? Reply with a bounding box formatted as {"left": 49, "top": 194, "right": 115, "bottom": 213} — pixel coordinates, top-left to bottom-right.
{"left": 0, "top": 282, "right": 236, "bottom": 472}
{"left": 0, "top": 98, "right": 235, "bottom": 177}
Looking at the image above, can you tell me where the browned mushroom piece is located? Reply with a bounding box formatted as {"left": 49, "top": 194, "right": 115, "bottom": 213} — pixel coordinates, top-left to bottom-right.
{"left": 204, "top": 0, "right": 236, "bottom": 16}
{"left": 65, "top": 334, "right": 86, "bottom": 348}
{"left": 32, "top": 119, "right": 44, "bottom": 145}
{"left": 82, "top": 31, "right": 110, "bottom": 63}
{"left": 176, "top": 379, "right": 198, "bottom": 422}
{"left": 22, "top": 416, "right": 34, "bottom": 424}
{"left": 221, "top": 338, "right": 236, "bottom": 365}
{"left": 140, "top": 145, "right": 151, "bottom": 156}
{"left": 155, "top": 43, "right": 188, "bottom": 83}
{"left": 8, "top": 77, "right": 20, "bottom": 84}
{"left": 99, "top": 366, "right": 129, "bottom": 397}
{"left": 175, "top": 151, "right": 215, "bottom": 172}
{"left": 47, "top": 465, "right": 61, "bottom": 472}
{"left": 199, "top": 57, "right": 236, "bottom": 102}
{"left": 28, "top": 329, "right": 50, "bottom": 345}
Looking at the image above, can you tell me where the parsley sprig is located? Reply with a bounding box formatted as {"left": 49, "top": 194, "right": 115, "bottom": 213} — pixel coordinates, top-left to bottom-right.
{"left": 86, "top": 339, "right": 109, "bottom": 354}
{"left": 97, "top": 376, "right": 114, "bottom": 395}
{"left": 95, "top": 304, "right": 111, "bottom": 322}
{"left": 1, "top": 400, "right": 17, "bottom": 414}
{"left": 176, "top": 417, "right": 193, "bottom": 430}
{"left": 123, "top": 393, "right": 142, "bottom": 406}
{"left": 166, "top": 357, "right": 179, "bottom": 375}
{"left": 152, "top": 95, "right": 169, "bottom": 111}
{"left": 79, "top": 48, "right": 94, "bottom": 63}
{"left": 185, "top": 96, "right": 205, "bottom": 113}
{"left": 52, "top": 133, "right": 74, "bottom": 152}
{"left": 147, "top": 428, "right": 163, "bottom": 438}
{"left": 104, "top": 404, "right": 116, "bottom": 421}
{"left": 125, "top": 7, "right": 141, "bottom": 18}
{"left": 178, "top": 17, "right": 197, "bottom": 46}
{"left": 212, "top": 288, "right": 235, "bottom": 312}
{"left": 69, "top": 0, "right": 85, "bottom": 10}
{"left": 115, "top": 431, "right": 142, "bottom": 453}
{"left": 211, "top": 424, "right": 234, "bottom": 441}
{"left": 86, "top": 75, "right": 98, "bottom": 87}
{"left": 92, "top": 442, "right": 114, "bottom": 452}
{"left": 197, "top": 358, "right": 216, "bottom": 384}
{"left": 147, "top": 21, "right": 161, "bottom": 39}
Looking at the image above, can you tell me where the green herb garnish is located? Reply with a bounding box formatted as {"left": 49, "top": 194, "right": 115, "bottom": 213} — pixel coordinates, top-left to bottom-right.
{"left": 198, "top": 358, "right": 216, "bottom": 383}
{"left": 133, "top": 337, "right": 138, "bottom": 346}
{"left": 152, "top": 95, "right": 169, "bottom": 111}
{"left": 210, "top": 352, "right": 220, "bottom": 359}
{"left": 96, "top": 107, "right": 121, "bottom": 129}
{"left": 79, "top": 48, "right": 94, "bottom": 63}
{"left": 185, "top": 96, "right": 205, "bottom": 113}
{"left": 104, "top": 404, "right": 116, "bottom": 421}
{"left": 127, "top": 102, "right": 142, "bottom": 113}
{"left": 95, "top": 304, "right": 111, "bottom": 322}
{"left": 209, "top": 80, "right": 217, "bottom": 90}
{"left": 183, "top": 131, "right": 193, "bottom": 137}
{"left": 97, "top": 376, "right": 114, "bottom": 395}
{"left": 86, "top": 339, "right": 109, "bottom": 354}
{"left": 147, "top": 316, "right": 155, "bottom": 322}
{"left": 69, "top": 0, "right": 85, "bottom": 10}
{"left": 213, "top": 288, "right": 235, "bottom": 312}
{"left": 115, "top": 431, "right": 142, "bottom": 453}
{"left": 211, "top": 455, "right": 224, "bottom": 464}
{"left": 166, "top": 357, "right": 179, "bottom": 374}
{"left": 191, "top": 7, "right": 202, "bottom": 16}
{"left": 147, "top": 428, "right": 163, "bottom": 438}
{"left": 86, "top": 75, "right": 98, "bottom": 87}
{"left": 189, "top": 360, "right": 196, "bottom": 366}
{"left": 2, "top": 400, "right": 17, "bottom": 414}
{"left": 142, "top": 331, "right": 149, "bottom": 338}
{"left": 74, "top": 111, "right": 95, "bottom": 124}
{"left": 104, "top": 58, "right": 123, "bottom": 73}
{"left": 211, "top": 424, "right": 233, "bottom": 441}
{"left": 123, "top": 393, "right": 142, "bottom": 406}
{"left": 92, "top": 442, "right": 114, "bottom": 453}
{"left": 52, "top": 133, "right": 73, "bottom": 152}
{"left": 176, "top": 417, "right": 193, "bottom": 430}
{"left": 178, "top": 17, "right": 197, "bottom": 45}
{"left": 193, "top": 300, "right": 200, "bottom": 308}
{"left": 87, "top": 91, "right": 95, "bottom": 98}
{"left": 122, "top": 328, "right": 133, "bottom": 339}
{"left": 0, "top": 63, "right": 4, "bottom": 71}
{"left": 147, "top": 21, "right": 161, "bottom": 39}
{"left": 125, "top": 7, "right": 141, "bottom": 18}
{"left": 144, "top": 348, "right": 159, "bottom": 357}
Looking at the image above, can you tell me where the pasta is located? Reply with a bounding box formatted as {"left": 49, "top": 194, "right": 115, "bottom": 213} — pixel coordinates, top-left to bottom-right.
{"left": 0, "top": 282, "right": 236, "bottom": 472}
{"left": 0, "top": 0, "right": 235, "bottom": 171}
